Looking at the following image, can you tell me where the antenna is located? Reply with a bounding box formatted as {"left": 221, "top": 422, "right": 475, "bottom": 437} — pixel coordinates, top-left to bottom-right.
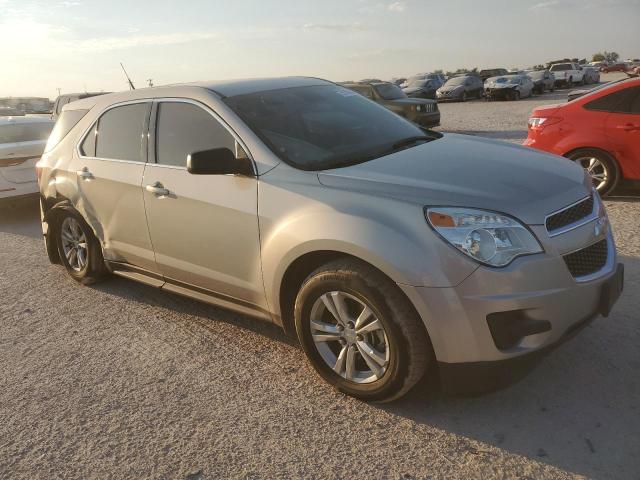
{"left": 120, "top": 62, "right": 136, "bottom": 90}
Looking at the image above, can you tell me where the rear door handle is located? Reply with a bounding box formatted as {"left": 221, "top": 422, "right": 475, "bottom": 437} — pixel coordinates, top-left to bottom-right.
{"left": 76, "top": 167, "right": 93, "bottom": 180}
{"left": 145, "top": 182, "right": 170, "bottom": 197}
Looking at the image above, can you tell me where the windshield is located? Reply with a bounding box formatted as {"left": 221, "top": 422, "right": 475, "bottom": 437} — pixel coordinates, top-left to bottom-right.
{"left": 407, "top": 78, "right": 428, "bottom": 87}
{"left": 550, "top": 64, "right": 571, "bottom": 71}
{"left": 373, "top": 84, "right": 406, "bottom": 100}
{"left": 224, "top": 85, "right": 437, "bottom": 171}
{"left": 444, "top": 77, "right": 466, "bottom": 86}
{"left": 528, "top": 71, "right": 544, "bottom": 79}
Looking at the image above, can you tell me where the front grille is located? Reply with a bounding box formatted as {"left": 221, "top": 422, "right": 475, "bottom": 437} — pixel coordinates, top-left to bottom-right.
{"left": 546, "top": 196, "right": 594, "bottom": 233}
{"left": 563, "top": 238, "right": 608, "bottom": 277}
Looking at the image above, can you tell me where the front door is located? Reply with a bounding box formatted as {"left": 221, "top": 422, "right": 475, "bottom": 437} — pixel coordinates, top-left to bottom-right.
{"left": 142, "top": 100, "right": 264, "bottom": 309}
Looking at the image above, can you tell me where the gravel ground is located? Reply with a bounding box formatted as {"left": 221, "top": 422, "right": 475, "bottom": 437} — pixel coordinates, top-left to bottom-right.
{"left": 1, "top": 76, "right": 639, "bottom": 479}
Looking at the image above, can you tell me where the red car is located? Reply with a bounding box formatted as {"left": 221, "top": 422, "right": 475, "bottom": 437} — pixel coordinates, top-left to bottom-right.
{"left": 524, "top": 78, "right": 640, "bottom": 196}
{"left": 601, "top": 63, "right": 628, "bottom": 73}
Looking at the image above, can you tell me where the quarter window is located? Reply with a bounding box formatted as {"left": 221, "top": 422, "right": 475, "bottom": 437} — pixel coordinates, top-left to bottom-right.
{"left": 155, "top": 102, "right": 236, "bottom": 167}
{"left": 94, "top": 103, "right": 149, "bottom": 161}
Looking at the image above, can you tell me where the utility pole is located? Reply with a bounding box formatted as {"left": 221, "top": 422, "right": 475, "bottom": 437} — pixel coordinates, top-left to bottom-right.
{"left": 147, "top": 79, "right": 154, "bottom": 87}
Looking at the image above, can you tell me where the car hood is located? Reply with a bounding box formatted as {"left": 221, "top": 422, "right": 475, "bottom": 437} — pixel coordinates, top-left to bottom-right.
{"left": 437, "top": 85, "right": 463, "bottom": 93}
{"left": 317, "top": 133, "right": 589, "bottom": 225}
{"left": 485, "top": 82, "right": 517, "bottom": 89}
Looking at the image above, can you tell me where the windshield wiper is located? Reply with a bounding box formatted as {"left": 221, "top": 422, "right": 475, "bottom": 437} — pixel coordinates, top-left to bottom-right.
{"left": 392, "top": 136, "right": 431, "bottom": 150}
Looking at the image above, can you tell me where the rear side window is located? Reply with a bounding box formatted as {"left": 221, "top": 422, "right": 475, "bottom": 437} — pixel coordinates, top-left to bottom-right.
{"left": 44, "top": 109, "right": 87, "bottom": 152}
{"left": 155, "top": 102, "right": 236, "bottom": 167}
{"left": 585, "top": 87, "right": 639, "bottom": 114}
{"left": 95, "top": 103, "right": 149, "bottom": 162}
{"left": 0, "top": 122, "right": 53, "bottom": 144}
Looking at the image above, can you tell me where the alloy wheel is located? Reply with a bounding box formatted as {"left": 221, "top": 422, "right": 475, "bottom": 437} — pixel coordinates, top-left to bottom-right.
{"left": 577, "top": 156, "right": 608, "bottom": 191}
{"left": 310, "top": 291, "right": 390, "bottom": 384}
{"left": 61, "top": 217, "right": 88, "bottom": 272}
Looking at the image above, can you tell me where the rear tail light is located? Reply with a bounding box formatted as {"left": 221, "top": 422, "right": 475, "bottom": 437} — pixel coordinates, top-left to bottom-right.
{"left": 528, "top": 116, "right": 562, "bottom": 130}
{"left": 35, "top": 162, "right": 43, "bottom": 185}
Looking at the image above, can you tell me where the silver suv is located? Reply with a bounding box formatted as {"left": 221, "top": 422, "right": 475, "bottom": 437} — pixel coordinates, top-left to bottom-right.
{"left": 38, "top": 77, "right": 623, "bottom": 402}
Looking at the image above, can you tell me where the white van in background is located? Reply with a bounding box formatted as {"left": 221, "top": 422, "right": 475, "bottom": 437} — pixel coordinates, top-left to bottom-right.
{"left": 0, "top": 117, "right": 54, "bottom": 201}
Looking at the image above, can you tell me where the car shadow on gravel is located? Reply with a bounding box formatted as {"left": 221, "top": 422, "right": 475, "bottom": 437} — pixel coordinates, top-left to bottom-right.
{"left": 0, "top": 196, "right": 41, "bottom": 239}
{"left": 90, "top": 275, "right": 299, "bottom": 348}
{"left": 379, "top": 253, "right": 640, "bottom": 479}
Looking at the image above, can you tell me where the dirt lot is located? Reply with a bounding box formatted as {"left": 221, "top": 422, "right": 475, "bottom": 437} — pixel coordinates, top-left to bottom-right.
{"left": 1, "top": 76, "right": 639, "bottom": 479}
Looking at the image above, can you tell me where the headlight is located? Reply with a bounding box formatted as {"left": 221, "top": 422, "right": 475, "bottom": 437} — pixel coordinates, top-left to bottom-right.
{"left": 425, "top": 207, "right": 543, "bottom": 267}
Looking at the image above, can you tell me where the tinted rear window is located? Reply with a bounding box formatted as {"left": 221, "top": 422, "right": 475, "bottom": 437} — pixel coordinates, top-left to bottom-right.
{"left": 44, "top": 109, "right": 87, "bottom": 152}
{"left": 95, "top": 103, "right": 149, "bottom": 161}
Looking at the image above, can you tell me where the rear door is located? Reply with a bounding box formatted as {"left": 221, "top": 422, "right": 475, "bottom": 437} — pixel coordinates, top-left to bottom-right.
{"left": 142, "top": 99, "right": 264, "bottom": 309}
{"left": 71, "top": 101, "right": 160, "bottom": 275}
{"left": 604, "top": 86, "right": 640, "bottom": 179}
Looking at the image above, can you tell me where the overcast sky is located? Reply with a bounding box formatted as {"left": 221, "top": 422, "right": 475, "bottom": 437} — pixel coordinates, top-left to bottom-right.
{"left": 1, "top": 0, "right": 638, "bottom": 98}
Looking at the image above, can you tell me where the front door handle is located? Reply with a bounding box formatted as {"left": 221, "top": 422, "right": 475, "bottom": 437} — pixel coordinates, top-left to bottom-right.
{"left": 616, "top": 123, "right": 640, "bottom": 132}
{"left": 145, "top": 182, "right": 170, "bottom": 197}
{"left": 76, "top": 167, "right": 93, "bottom": 180}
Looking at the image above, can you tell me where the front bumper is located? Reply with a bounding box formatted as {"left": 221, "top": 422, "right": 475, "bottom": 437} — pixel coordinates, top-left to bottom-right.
{"left": 436, "top": 91, "right": 463, "bottom": 102}
{"left": 411, "top": 112, "right": 440, "bottom": 128}
{"left": 485, "top": 88, "right": 517, "bottom": 100}
{"left": 399, "top": 222, "right": 623, "bottom": 393}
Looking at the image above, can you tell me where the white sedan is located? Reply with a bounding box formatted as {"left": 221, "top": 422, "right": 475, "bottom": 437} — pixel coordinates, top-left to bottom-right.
{"left": 0, "top": 116, "right": 54, "bottom": 201}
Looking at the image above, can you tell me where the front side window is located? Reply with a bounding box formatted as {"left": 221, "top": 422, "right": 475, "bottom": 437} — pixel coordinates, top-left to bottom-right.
{"left": 94, "top": 103, "right": 148, "bottom": 162}
{"left": 224, "top": 85, "right": 437, "bottom": 171}
{"left": 155, "top": 102, "right": 236, "bottom": 167}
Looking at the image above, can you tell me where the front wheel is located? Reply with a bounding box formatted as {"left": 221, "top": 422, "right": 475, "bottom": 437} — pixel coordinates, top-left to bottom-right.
{"left": 56, "top": 210, "right": 108, "bottom": 284}
{"left": 294, "top": 259, "right": 431, "bottom": 402}
{"left": 567, "top": 148, "right": 620, "bottom": 197}
{"left": 461, "top": 91, "right": 467, "bottom": 102}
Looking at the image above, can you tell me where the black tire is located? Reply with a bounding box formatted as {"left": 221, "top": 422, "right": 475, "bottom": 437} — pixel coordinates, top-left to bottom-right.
{"left": 294, "top": 259, "right": 431, "bottom": 402}
{"left": 566, "top": 148, "right": 620, "bottom": 197}
{"left": 513, "top": 90, "right": 520, "bottom": 101}
{"left": 56, "top": 209, "right": 108, "bottom": 284}
{"left": 461, "top": 91, "right": 467, "bottom": 102}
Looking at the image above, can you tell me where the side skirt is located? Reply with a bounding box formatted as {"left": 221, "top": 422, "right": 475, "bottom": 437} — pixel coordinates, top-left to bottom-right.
{"left": 106, "top": 261, "right": 273, "bottom": 322}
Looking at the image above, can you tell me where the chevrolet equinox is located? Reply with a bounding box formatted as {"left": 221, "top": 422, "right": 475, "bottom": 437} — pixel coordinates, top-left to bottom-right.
{"left": 37, "top": 77, "right": 623, "bottom": 402}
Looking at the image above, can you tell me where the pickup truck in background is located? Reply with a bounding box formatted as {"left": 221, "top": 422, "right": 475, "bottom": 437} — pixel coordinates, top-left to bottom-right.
{"left": 549, "top": 63, "right": 584, "bottom": 87}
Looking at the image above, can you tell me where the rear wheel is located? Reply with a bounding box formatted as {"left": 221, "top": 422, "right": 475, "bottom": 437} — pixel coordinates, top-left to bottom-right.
{"left": 461, "top": 91, "right": 467, "bottom": 102}
{"left": 57, "top": 210, "right": 108, "bottom": 284}
{"left": 567, "top": 148, "right": 620, "bottom": 197}
{"left": 294, "top": 259, "right": 431, "bottom": 402}
{"left": 512, "top": 90, "right": 521, "bottom": 101}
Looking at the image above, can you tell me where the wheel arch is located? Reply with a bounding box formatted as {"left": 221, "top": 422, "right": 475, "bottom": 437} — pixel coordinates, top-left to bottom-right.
{"left": 276, "top": 250, "right": 430, "bottom": 346}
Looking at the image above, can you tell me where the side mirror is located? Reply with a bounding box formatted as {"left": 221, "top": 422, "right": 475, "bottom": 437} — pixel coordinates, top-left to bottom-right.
{"left": 187, "top": 147, "right": 254, "bottom": 176}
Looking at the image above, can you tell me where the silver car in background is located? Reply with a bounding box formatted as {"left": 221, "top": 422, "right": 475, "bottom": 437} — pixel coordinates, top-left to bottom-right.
{"left": 485, "top": 75, "right": 534, "bottom": 100}
{"left": 1, "top": 116, "right": 54, "bottom": 201}
{"left": 37, "top": 77, "right": 623, "bottom": 401}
